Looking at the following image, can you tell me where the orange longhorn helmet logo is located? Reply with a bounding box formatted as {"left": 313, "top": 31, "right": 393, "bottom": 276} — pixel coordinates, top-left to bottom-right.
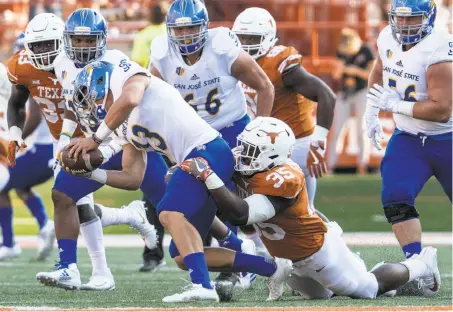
{"left": 262, "top": 131, "right": 284, "bottom": 144}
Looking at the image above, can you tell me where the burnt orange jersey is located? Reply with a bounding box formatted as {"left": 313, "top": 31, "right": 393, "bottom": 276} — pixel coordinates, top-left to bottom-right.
{"left": 243, "top": 45, "right": 316, "bottom": 139}
{"left": 234, "top": 161, "right": 327, "bottom": 261}
{"left": 0, "top": 137, "right": 7, "bottom": 167}
{"left": 6, "top": 50, "right": 83, "bottom": 140}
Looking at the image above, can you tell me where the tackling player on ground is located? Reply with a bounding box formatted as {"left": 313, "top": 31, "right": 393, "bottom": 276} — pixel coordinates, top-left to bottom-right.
{"left": 180, "top": 116, "right": 441, "bottom": 300}
{"left": 365, "top": 0, "right": 450, "bottom": 295}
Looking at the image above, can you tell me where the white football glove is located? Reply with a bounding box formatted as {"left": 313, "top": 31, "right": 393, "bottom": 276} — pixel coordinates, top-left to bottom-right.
{"left": 365, "top": 98, "right": 384, "bottom": 151}
{"left": 307, "top": 126, "right": 329, "bottom": 178}
{"left": 367, "top": 84, "right": 402, "bottom": 113}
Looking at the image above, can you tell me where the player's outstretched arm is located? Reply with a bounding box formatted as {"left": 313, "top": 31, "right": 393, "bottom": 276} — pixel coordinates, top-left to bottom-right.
{"left": 179, "top": 158, "right": 295, "bottom": 225}
{"left": 7, "top": 84, "right": 29, "bottom": 133}
{"left": 82, "top": 143, "right": 146, "bottom": 190}
{"left": 101, "top": 74, "right": 149, "bottom": 136}
{"left": 231, "top": 50, "right": 274, "bottom": 117}
{"left": 412, "top": 62, "right": 452, "bottom": 123}
{"left": 282, "top": 65, "right": 336, "bottom": 131}
{"left": 21, "top": 96, "right": 42, "bottom": 139}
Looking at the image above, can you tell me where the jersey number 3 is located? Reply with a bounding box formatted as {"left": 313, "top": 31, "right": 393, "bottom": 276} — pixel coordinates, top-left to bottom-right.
{"left": 388, "top": 78, "right": 416, "bottom": 102}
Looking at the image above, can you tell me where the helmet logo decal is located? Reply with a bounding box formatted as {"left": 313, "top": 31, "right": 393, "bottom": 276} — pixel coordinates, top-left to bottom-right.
{"left": 80, "top": 9, "right": 87, "bottom": 25}
{"left": 261, "top": 130, "right": 284, "bottom": 144}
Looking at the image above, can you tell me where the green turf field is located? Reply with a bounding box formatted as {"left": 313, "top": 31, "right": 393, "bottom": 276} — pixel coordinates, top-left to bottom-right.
{"left": 0, "top": 246, "right": 450, "bottom": 308}
{"left": 10, "top": 174, "right": 452, "bottom": 235}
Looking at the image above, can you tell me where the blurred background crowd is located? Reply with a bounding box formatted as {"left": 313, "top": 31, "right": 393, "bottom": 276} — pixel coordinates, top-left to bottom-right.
{"left": 0, "top": 0, "right": 451, "bottom": 173}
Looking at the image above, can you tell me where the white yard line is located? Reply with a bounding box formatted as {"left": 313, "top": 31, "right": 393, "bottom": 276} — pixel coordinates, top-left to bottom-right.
{"left": 14, "top": 232, "right": 452, "bottom": 248}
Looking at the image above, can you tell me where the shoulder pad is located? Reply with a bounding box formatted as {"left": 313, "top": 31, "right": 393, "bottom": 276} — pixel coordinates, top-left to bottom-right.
{"left": 6, "top": 51, "right": 29, "bottom": 85}
{"left": 103, "top": 49, "right": 129, "bottom": 62}
{"left": 211, "top": 27, "right": 241, "bottom": 55}
{"left": 150, "top": 34, "right": 170, "bottom": 61}
{"left": 249, "top": 163, "right": 305, "bottom": 198}
{"left": 426, "top": 30, "right": 453, "bottom": 67}
{"left": 377, "top": 26, "right": 392, "bottom": 47}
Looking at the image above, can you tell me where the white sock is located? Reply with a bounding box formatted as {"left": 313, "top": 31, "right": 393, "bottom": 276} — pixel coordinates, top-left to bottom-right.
{"left": 97, "top": 204, "right": 131, "bottom": 227}
{"left": 244, "top": 231, "right": 266, "bottom": 249}
{"left": 401, "top": 258, "right": 428, "bottom": 282}
{"left": 80, "top": 217, "right": 110, "bottom": 276}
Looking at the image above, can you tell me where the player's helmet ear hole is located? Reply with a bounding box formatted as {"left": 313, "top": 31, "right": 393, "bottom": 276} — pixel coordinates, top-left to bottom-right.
{"left": 97, "top": 76, "right": 103, "bottom": 85}
{"left": 268, "top": 155, "right": 278, "bottom": 159}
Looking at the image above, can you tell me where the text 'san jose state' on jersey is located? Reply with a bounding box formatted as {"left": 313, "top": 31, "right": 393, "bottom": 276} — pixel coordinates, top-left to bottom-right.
{"left": 243, "top": 45, "right": 316, "bottom": 139}
{"left": 236, "top": 161, "right": 327, "bottom": 261}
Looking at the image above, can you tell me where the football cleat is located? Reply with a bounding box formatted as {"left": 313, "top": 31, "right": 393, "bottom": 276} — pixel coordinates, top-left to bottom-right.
{"left": 81, "top": 269, "right": 115, "bottom": 291}
{"left": 36, "top": 263, "right": 81, "bottom": 290}
{"left": 123, "top": 200, "right": 157, "bottom": 249}
{"left": 417, "top": 247, "right": 441, "bottom": 297}
{"left": 0, "top": 244, "right": 21, "bottom": 261}
{"left": 36, "top": 220, "right": 56, "bottom": 261}
{"left": 214, "top": 272, "right": 239, "bottom": 302}
{"left": 267, "top": 257, "right": 293, "bottom": 301}
{"left": 162, "top": 283, "right": 219, "bottom": 303}
{"left": 235, "top": 238, "right": 257, "bottom": 290}
{"left": 139, "top": 258, "right": 166, "bottom": 272}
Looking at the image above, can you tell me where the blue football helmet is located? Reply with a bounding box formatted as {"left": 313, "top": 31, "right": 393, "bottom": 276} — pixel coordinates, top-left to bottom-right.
{"left": 166, "top": 0, "right": 209, "bottom": 55}
{"left": 64, "top": 8, "right": 108, "bottom": 67}
{"left": 389, "top": 0, "right": 436, "bottom": 45}
{"left": 72, "top": 61, "right": 112, "bottom": 129}
{"left": 13, "top": 33, "right": 25, "bottom": 53}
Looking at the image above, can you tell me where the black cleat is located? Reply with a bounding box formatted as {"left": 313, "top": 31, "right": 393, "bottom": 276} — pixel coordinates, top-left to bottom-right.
{"left": 139, "top": 259, "right": 166, "bottom": 272}
{"left": 214, "top": 272, "right": 239, "bottom": 302}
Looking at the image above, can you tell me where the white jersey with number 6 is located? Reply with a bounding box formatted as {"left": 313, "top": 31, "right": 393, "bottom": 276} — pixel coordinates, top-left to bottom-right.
{"left": 377, "top": 26, "right": 453, "bottom": 135}
{"left": 150, "top": 27, "right": 247, "bottom": 131}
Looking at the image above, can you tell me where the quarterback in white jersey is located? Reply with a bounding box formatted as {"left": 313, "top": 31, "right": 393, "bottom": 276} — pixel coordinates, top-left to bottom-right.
{"left": 365, "top": 0, "right": 450, "bottom": 295}
{"left": 67, "top": 61, "right": 296, "bottom": 303}
{"left": 149, "top": 0, "right": 274, "bottom": 149}
{"left": 36, "top": 9, "right": 161, "bottom": 292}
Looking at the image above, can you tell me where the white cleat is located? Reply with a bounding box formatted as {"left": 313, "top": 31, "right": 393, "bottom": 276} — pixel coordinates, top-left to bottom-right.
{"left": 417, "top": 247, "right": 441, "bottom": 297}
{"left": 267, "top": 257, "right": 293, "bottom": 301}
{"left": 81, "top": 269, "right": 115, "bottom": 291}
{"left": 36, "top": 263, "right": 81, "bottom": 290}
{"left": 123, "top": 200, "right": 157, "bottom": 249}
{"left": 162, "top": 284, "right": 219, "bottom": 303}
{"left": 0, "top": 245, "right": 21, "bottom": 261}
{"left": 37, "top": 220, "right": 56, "bottom": 261}
{"left": 236, "top": 238, "right": 257, "bottom": 290}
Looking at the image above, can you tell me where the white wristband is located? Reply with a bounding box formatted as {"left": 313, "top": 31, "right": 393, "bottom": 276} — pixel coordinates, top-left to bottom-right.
{"left": 9, "top": 126, "right": 23, "bottom": 140}
{"left": 98, "top": 141, "right": 123, "bottom": 164}
{"left": 61, "top": 119, "right": 78, "bottom": 138}
{"left": 205, "top": 172, "right": 224, "bottom": 190}
{"left": 95, "top": 121, "right": 113, "bottom": 142}
{"left": 89, "top": 169, "right": 108, "bottom": 184}
{"left": 395, "top": 101, "right": 415, "bottom": 117}
{"left": 313, "top": 125, "right": 329, "bottom": 141}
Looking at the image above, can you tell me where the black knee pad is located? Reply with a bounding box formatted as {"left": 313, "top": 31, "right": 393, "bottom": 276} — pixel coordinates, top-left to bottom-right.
{"left": 77, "top": 204, "right": 97, "bottom": 224}
{"left": 384, "top": 204, "right": 419, "bottom": 224}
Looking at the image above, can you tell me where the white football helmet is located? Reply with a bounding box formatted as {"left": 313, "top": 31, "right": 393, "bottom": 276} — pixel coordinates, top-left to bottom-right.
{"left": 23, "top": 13, "right": 64, "bottom": 71}
{"left": 232, "top": 7, "right": 278, "bottom": 59}
{"left": 234, "top": 117, "right": 295, "bottom": 176}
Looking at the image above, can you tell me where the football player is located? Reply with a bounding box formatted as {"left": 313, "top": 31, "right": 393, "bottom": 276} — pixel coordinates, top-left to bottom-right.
{"left": 365, "top": 0, "right": 450, "bottom": 295}
{"left": 7, "top": 13, "right": 158, "bottom": 290}
{"left": 32, "top": 8, "right": 166, "bottom": 291}
{"left": 0, "top": 57, "right": 54, "bottom": 261}
{"left": 149, "top": 0, "right": 274, "bottom": 288}
{"left": 180, "top": 116, "right": 441, "bottom": 300}
{"left": 233, "top": 7, "right": 336, "bottom": 212}
{"left": 63, "top": 57, "right": 294, "bottom": 302}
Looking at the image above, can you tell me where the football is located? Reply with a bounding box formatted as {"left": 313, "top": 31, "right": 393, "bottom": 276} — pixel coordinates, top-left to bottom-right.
{"left": 60, "top": 146, "right": 104, "bottom": 175}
